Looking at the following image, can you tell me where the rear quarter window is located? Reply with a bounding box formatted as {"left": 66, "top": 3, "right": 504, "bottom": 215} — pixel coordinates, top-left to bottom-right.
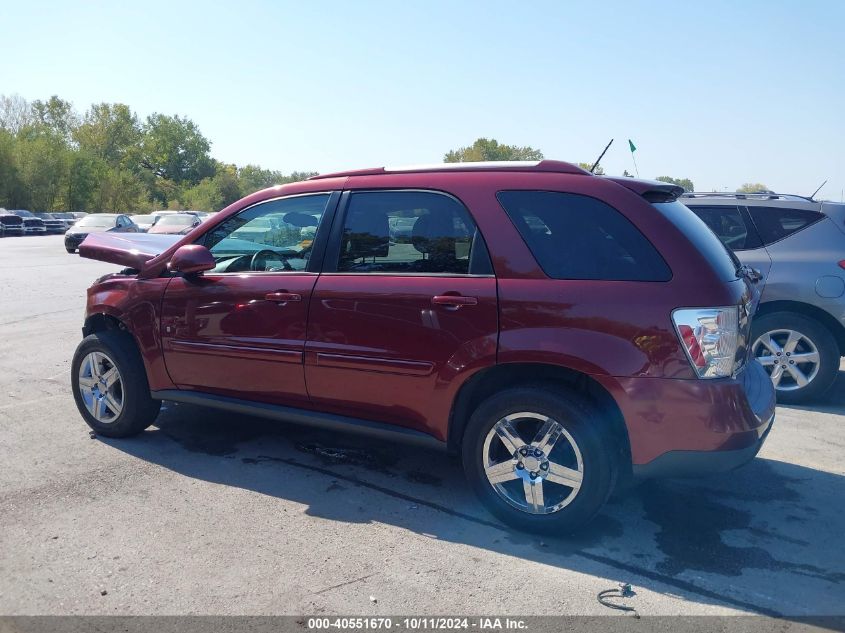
{"left": 747, "top": 206, "right": 824, "bottom": 245}
{"left": 496, "top": 190, "right": 671, "bottom": 281}
{"left": 652, "top": 201, "right": 739, "bottom": 282}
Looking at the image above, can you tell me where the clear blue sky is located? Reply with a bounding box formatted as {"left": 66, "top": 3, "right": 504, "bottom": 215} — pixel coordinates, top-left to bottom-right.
{"left": 2, "top": 0, "right": 843, "bottom": 198}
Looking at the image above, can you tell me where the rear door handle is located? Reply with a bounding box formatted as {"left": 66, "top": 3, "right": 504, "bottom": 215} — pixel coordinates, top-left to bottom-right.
{"left": 432, "top": 295, "right": 478, "bottom": 309}
{"left": 265, "top": 291, "right": 302, "bottom": 303}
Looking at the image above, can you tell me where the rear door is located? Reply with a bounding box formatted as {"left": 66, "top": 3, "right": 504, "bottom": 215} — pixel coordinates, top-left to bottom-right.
{"left": 160, "top": 192, "right": 338, "bottom": 407}
{"left": 304, "top": 189, "right": 498, "bottom": 439}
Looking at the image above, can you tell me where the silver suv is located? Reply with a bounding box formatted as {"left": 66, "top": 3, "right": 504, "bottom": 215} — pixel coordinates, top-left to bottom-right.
{"left": 682, "top": 192, "right": 845, "bottom": 403}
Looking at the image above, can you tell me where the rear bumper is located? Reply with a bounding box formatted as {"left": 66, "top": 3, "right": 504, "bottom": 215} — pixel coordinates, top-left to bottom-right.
{"left": 602, "top": 359, "right": 776, "bottom": 478}
{"left": 632, "top": 409, "right": 774, "bottom": 478}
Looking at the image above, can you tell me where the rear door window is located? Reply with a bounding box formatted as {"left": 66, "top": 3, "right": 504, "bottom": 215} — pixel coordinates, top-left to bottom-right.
{"left": 333, "top": 190, "right": 492, "bottom": 275}
{"left": 496, "top": 190, "right": 671, "bottom": 281}
{"left": 747, "top": 206, "right": 824, "bottom": 245}
{"left": 686, "top": 205, "right": 762, "bottom": 250}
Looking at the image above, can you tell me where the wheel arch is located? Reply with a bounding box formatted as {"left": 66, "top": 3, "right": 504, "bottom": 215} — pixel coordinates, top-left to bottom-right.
{"left": 447, "top": 362, "right": 631, "bottom": 472}
{"left": 82, "top": 311, "right": 129, "bottom": 337}
{"left": 755, "top": 300, "right": 845, "bottom": 355}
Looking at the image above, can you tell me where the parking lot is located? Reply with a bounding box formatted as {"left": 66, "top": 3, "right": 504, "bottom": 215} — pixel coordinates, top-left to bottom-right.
{"left": 1, "top": 235, "right": 843, "bottom": 617}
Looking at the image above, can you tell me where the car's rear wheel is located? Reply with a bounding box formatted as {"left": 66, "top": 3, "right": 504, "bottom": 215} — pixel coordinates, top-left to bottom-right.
{"left": 462, "top": 387, "right": 618, "bottom": 533}
{"left": 751, "top": 312, "right": 839, "bottom": 404}
{"left": 71, "top": 330, "right": 161, "bottom": 437}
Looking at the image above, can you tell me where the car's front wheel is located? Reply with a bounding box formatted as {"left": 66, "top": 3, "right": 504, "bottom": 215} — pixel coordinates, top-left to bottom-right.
{"left": 751, "top": 312, "right": 839, "bottom": 404}
{"left": 462, "top": 387, "right": 618, "bottom": 533}
{"left": 71, "top": 330, "right": 161, "bottom": 437}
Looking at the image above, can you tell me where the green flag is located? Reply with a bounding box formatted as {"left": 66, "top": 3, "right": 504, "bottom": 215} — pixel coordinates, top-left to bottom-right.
{"left": 628, "top": 139, "right": 637, "bottom": 153}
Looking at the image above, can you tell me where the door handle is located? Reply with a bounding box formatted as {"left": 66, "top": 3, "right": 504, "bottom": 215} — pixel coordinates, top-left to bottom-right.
{"left": 265, "top": 291, "right": 302, "bottom": 303}
{"left": 432, "top": 295, "right": 478, "bottom": 309}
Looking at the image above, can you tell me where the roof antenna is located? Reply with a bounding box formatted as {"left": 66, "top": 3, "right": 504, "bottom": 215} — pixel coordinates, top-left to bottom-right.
{"left": 589, "top": 138, "right": 614, "bottom": 174}
{"left": 809, "top": 179, "right": 827, "bottom": 201}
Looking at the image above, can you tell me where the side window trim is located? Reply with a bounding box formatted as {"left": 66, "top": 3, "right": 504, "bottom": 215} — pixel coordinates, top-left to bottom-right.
{"left": 736, "top": 205, "right": 763, "bottom": 250}
{"left": 195, "top": 191, "right": 342, "bottom": 275}
{"left": 321, "top": 188, "right": 495, "bottom": 276}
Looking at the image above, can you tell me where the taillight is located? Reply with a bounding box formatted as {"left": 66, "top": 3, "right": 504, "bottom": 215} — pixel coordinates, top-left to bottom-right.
{"left": 838, "top": 260, "right": 845, "bottom": 270}
{"left": 672, "top": 307, "right": 740, "bottom": 378}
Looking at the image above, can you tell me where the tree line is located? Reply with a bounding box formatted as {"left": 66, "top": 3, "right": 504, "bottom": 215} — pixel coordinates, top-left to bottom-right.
{"left": 0, "top": 94, "right": 315, "bottom": 213}
{"left": 0, "top": 96, "right": 767, "bottom": 215}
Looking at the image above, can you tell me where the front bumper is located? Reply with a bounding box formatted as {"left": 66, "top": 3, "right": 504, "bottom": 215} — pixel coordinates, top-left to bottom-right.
{"left": 602, "top": 359, "right": 776, "bottom": 479}
{"left": 65, "top": 233, "right": 87, "bottom": 249}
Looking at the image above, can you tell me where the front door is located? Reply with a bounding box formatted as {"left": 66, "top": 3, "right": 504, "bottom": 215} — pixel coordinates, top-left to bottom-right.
{"left": 161, "top": 192, "right": 338, "bottom": 407}
{"left": 304, "top": 189, "right": 498, "bottom": 439}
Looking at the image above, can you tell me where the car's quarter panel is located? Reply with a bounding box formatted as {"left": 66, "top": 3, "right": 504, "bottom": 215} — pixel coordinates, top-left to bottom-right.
{"left": 597, "top": 360, "right": 775, "bottom": 466}
{"left": 304, "top": 275, "right": 498, "bottom": 440}
{"left": 757, "top": 217, "right": 845, "bottom": 307}
{"left": 160, "top": 273, "right": 318, "bottom": 407}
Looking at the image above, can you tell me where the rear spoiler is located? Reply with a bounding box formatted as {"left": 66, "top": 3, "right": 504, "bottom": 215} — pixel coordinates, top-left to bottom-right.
{"left": 603, "top": 177, "right": 685, "bottom": 203}
{"left": 820, "top": 202, "right": 845, "bottom": 236}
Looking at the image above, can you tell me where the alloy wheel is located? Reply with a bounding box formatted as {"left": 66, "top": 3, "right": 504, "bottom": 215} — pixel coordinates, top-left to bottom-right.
{"left": 752, "top": 329, "right": 820, "bottom": 392}
{"left": 77, "top": 351, "right": 124, "bottom": 423}
{"left": 482, "top": 412, "right": 584, "bottom": 515}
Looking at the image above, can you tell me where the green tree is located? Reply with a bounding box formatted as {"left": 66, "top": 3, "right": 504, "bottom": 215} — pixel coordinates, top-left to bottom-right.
{"left": 737, "top": 182, "right": 770, "bottom": 193}
{"left": 656, "top": 175, "right": 695, "bottom": 191}
{"left": 30, "top": 96, "right": 78, "bottom": 141}
{"left": 577, "top": 162, "right": 605, "bottom": 175}
{"left": 62, "top": 150, "right": 102, "bottom": 211}
{"left": 93, "top": 167, "right": 149, "bottom": 213}
{"left": 139, "top": 113, "right": 214, "bottom": 185}
{"left": 13, "top": 133, "right": 69, "bottom": 209}
{"left": 444, "top": 138, "right": 543, "bottom": 162}
{"left": 74, "top": 103, "right": 141, "bottom": 165}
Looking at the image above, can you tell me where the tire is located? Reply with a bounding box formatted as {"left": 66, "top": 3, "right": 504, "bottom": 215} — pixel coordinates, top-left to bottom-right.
{"left": 66, "top": 248, "right": 75, "bottom": 253}
{"left": 462, "top": 386, "right": 618, "bottom": 534}
{"left": 751, "top": 311, "right": 839, "bottom": 404}
{"left": 71, "top": 330, "right": 161, "bottom": 437}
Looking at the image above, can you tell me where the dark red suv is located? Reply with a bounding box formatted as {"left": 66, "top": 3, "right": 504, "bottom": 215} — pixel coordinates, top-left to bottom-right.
{"left": 71, "top": 160, "right": 775, "bottom": 532}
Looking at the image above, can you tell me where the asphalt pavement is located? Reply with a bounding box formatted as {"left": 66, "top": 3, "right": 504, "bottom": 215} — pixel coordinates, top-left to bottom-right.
{"left": 1, "top": 235, "right": 843, "bottom": 617}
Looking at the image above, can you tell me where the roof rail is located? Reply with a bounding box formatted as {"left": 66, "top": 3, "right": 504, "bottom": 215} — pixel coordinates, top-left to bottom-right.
{"left": 309, "top": 160, "right": 589, "bottom": 180}
{"left": 681, "top": 191, "right": 815, "bottom": 202}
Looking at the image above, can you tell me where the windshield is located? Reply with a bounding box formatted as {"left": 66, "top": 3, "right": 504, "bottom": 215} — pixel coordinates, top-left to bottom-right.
{"left": 51, "top": 212, "right": 73, "bottom": 219}
{"left": 77, "top": 215, "right": 116, "bottom": 227}
{"left": 158, "top": 215, "right": 195, "bottom": 226}
{"left": 651, "top": 201, "right": 739, "bottom": 282}
{"left": 13, "top": 210, "right": 35, "bottom": 217}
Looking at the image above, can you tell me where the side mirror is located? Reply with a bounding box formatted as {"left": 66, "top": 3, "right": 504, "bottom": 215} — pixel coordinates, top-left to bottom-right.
{"left": 169, "top": 244, "right": 215, "bottom": 276}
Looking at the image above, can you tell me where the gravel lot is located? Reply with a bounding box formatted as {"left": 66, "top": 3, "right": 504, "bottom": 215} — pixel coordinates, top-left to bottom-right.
{"left": 1, "top": 235, "right": 843, "bottom": 617}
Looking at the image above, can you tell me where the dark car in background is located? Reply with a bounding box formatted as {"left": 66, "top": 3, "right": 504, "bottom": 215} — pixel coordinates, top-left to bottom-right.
{"left": 70, "top": 160, "right": 774, "bottom": 533}
{"left": 0, "top": 213, "right": 25, "bottom": 237}
{"left": 8, "top": 210, "right": 46, "bottom": 235}
{"left": 64, "top": 213, "right": 139, "bottom": 253}
{"left": 33, "top": 212, "right": 66, "bottom": 234}
{"left": 49, "top": 212, "right": 79, "bottom": 230}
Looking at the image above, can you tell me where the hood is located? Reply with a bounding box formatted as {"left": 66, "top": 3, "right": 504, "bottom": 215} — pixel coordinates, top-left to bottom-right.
{"left": 78, "top": 232, "right": 181, "bottom": 269}
{"left": 148, "top": 224, "right": 189, "bottom": 234}
{"left": 67, "top": 224, "right": 115, "bottom": 234}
